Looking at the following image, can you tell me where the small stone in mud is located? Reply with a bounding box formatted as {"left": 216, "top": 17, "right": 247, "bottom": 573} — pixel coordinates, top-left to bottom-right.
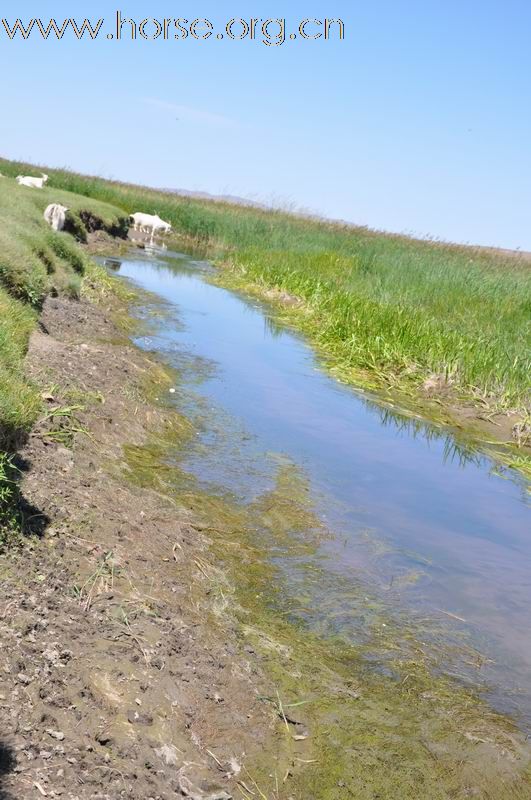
{"left": 154, "top": 744, "right": 180, "bottom": 767}
{"left": 17, "top": 673, "right": 32, "bottom": 685}
{"left": 56, "top": 446, "right": 72, "bottom": 459}
{"left": 127, "top": 710, "right": 154, "bottom": 726}
{"left": 39, "top": 750, "right": 53, "bottom": 759}
{"left": 178, "top": 775, "right": 232, "bottom": 800}
{"left": 43, "top": 648, "right": 60, "bottom": 664}
{"left": 46, "top": 729, "right": 65, "bottom": 741}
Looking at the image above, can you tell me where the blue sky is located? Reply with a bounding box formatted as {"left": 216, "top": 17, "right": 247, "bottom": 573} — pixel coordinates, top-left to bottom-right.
{"left": 1, "top": 1, "right": 530, "bottom": 248}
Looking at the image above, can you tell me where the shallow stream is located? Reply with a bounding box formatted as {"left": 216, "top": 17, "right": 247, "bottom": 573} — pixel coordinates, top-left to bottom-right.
{"left": 109, "top": 249, "right": 531, "bottom": 730}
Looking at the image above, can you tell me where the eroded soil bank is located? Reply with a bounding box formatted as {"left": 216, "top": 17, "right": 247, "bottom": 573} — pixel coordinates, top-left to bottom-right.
{"left": 0, "top": 289, "right": 290, "bottom": 799}
{"left": 0, "top": 254, "right": 530, "bottom": 799}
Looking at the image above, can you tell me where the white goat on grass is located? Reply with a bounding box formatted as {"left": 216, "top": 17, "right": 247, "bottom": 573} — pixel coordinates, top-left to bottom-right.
{"left": 16, "top": 173, "right": 49, "bottom": 189}
{"left": 44, "top": 203, "right": 68, "bottom": 232}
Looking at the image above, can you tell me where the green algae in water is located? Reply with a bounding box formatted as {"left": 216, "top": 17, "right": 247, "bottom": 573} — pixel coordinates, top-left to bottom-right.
{"left": 122, "top": 426, "right": 531, "bottom": 799}
{"left": 111, "top": 261, "right": 531, "bottom": 798}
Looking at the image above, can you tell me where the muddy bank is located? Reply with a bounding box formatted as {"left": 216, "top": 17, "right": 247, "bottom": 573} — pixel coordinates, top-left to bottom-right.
{"left": 0, "top": 291, "right": 287, "bottom": 799}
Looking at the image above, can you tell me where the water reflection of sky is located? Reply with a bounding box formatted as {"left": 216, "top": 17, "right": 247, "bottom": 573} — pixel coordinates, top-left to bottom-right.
{"left": 114, "top": 252, "right": 531, "bottom": 727}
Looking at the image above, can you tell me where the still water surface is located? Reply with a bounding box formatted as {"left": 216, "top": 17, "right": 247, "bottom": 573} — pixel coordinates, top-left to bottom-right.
{"left": 111, "top": 250, "right": 531, "bottom": 728}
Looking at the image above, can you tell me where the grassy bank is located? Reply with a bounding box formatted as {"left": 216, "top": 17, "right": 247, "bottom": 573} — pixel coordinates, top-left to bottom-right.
{"left": 0, "top": 173, "right": 127, "bottom": 541}
{"left": 1, "top": 158, "right": 529, "bottom": 431}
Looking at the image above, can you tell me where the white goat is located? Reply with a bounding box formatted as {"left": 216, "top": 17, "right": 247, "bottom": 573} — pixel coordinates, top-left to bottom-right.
{"left": 44, "top": 203, "right": 68, "bottom": 232}
{"left": 16, "top": 173, "right": 49, "bottom": 189}
{"left": 152, "top": 215, "right": 172, "bottom": 236}
{"left": 130, "top": 212, "right": 172, "bottom": 238}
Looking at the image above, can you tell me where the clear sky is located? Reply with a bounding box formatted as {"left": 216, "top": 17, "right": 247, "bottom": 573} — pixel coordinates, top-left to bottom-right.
{"left": 1, "top": 1, "right": 530, "bottom": 249}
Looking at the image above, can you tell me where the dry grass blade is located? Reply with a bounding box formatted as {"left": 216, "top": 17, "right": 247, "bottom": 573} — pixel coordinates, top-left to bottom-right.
{"left": 242, "top": 768, "right": 269, "bottom": 800}
{"left": 237, "top": 780, "right": 256, "bottom": 797}
{"left": 276, "top": 689, "right": 290, "bottom": 734}
{"left": 206, "top": 749, "right": 225, "bottom": 770}
{"left": 75, "top": 551, "right": 115, "bottom": 611}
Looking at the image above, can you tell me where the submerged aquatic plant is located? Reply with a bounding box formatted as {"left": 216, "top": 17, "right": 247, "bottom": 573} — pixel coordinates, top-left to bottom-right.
{"left": 122, "top": 417, "right": 531, "bottom": 799}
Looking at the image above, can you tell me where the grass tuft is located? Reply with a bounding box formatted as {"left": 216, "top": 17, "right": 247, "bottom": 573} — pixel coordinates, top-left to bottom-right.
{"left": 0, "top": 453, "right": 21, "bottom": 547}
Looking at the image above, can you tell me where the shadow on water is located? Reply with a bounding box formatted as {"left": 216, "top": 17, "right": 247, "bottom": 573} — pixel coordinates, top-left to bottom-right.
{"left": 374, "top": 405, "right": 484, "bottom": 468}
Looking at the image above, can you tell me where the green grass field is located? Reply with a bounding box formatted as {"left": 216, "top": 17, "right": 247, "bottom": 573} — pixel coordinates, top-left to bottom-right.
{"left": 2, "top": 157, "right": 528, "bottom": 420}
{"left": 0, "top": 171, "right": 127, "bottom": 539}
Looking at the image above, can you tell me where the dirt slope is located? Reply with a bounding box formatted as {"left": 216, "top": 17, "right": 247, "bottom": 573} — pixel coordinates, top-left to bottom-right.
{"left": 0, "top": 294, "right": 281, "bottom": 800}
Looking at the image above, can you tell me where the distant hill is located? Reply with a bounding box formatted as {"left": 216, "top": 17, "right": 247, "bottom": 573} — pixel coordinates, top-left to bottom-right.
{"left": 163, "top": 188, "right": 268, "bottom": 210}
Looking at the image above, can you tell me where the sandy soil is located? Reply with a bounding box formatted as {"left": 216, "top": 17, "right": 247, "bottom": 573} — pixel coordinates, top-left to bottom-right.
{"left": 0, "top": 294, "right": 283, "bottom": 800}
